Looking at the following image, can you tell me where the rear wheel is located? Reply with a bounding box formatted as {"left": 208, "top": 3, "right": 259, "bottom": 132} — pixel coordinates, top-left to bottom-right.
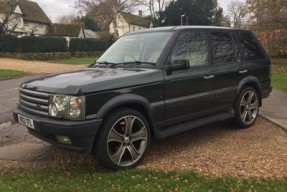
{"left": 231, "top": 86, "right": 259, "bottom": 128}
{"left": 93, "top": 108, "right": 151, "bottom": 170}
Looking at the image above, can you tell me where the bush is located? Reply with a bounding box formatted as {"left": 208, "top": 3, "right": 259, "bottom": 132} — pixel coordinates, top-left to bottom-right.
{"left": 0, "top": 34, "right": 18, "bottom": 52}
{"left": 19, "top": 36, "right": 68, "bottom": 53}
{"left": 70, "top": 39, "right": 113, "bottom": 52}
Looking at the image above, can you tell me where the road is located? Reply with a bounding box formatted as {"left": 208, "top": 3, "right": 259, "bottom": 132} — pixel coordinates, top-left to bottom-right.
{"left": 0, "top": 76, "right": 38, "bottom": 123}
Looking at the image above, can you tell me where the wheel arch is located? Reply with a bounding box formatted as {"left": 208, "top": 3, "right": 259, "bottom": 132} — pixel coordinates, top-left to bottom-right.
{"left": 96, "top": 94, "right": 155, "bottom": 135}
{"left": 236, "top": 76, "right": 262, "bottom": 106}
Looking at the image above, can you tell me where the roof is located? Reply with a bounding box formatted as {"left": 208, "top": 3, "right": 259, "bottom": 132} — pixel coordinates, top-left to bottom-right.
{"left": 126, "top": 26, "right": 247, "bottom": 35}
{"left": 120, "top": 12, "right": 151, "bottom": 28}
{"left": 0, "top": 1, "right": 11, "bottom": 14}
{"left": 19, "top": 0, "right": 51, "bottom": 24}
{"left": 0, "top": 0, "right": 51, "bottom": 24}
{"left": 84, "top": 29, "right": 100, "bottom": 39}
{"left": 47, "top": 24, "right": 83, "bottom": 37}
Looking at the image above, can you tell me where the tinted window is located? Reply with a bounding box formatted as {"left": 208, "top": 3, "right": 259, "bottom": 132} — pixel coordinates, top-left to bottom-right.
{"left": 210, "top": 32, "right": 234, "bottom": 64}
{"left": 171, "top": 31, "right": 208, "bottom": 67}
{"left": 233, "top": 35, "right": 243, "bottom": 62}
{"left": 236, "top": 32, "right": 265, "bottom": 60}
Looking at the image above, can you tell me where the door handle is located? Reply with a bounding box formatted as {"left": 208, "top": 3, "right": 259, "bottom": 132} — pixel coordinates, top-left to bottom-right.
{"left": 203, "top": 75, "right": 214, "bottom": 80}
{"left": 239, "top": 70, "right": 248, "bottom": 74}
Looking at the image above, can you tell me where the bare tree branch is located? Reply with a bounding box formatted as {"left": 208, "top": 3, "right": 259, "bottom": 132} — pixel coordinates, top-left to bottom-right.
{"left": 227, "top": 0, "right": 248, "bottom": 28}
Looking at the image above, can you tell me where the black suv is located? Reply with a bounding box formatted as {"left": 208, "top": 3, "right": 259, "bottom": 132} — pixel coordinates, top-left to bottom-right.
{"left": 13, "top": 26, "right": 272, "bottom": 170}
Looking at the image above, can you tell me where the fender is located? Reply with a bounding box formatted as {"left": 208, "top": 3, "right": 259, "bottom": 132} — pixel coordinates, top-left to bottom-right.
{"left": 236, "top": 76, "right": 262, "bottom": 102}
{"left": 95, "top": 94, "right": 153, "bottom": 120}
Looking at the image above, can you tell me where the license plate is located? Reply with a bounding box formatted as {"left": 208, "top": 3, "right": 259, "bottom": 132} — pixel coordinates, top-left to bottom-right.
{"left": 18, "top": 114, "right": 35, "bottom": 129}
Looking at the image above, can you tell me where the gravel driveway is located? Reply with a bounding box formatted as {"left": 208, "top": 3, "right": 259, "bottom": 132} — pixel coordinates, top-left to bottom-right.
{"left": 0, "top": 117, "right": 286, "bottom": 179}
{"left": 0, "top": 58, "right": 286, "bottom": 178}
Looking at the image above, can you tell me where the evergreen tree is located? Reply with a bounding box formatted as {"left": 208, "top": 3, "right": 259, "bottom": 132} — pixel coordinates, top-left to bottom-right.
{"left": 160, "top": 0, "right": 223, "bottom": 26}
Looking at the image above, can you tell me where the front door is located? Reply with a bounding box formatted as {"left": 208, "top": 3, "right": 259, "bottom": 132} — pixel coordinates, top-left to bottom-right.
{"left": 164, "top": 30, "right": 215, "bottom": 123}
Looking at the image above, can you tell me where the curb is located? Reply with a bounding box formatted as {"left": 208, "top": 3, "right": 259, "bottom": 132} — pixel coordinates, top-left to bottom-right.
{"left": 259, "top": 114, "right": 287, "bottom": 132}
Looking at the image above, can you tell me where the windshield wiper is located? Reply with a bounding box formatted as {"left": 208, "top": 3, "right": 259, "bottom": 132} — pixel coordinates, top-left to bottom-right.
{"left": 110, "top": 61, "right": 156, "bottom": 67}
{"left": 89, "top": 61, "right": 118, "bottom": 68}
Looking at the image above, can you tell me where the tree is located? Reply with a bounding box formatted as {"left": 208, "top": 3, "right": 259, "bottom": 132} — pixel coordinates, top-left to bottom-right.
{"left": 246, "top": 0, "right": 287, "bottom": 29}
{"left": 81, "top": 16, "right": 98, "bottom": 31}
{"left": 74, "top": 0, "right": 145, "bottom": 32}
{"left": 57, "top": 14, "right": 79, "bottom": 24}
{"left": 147, "top": 0, "right": 166, "bottom": 26}
{"left": 246, "top": 0, "right": 287, "bottom": 57}
{"left": 227, "top": 0, "right": 248, "bottom": 28}
{"left": 161, "top": 0, "right": 223, "bottom": 26}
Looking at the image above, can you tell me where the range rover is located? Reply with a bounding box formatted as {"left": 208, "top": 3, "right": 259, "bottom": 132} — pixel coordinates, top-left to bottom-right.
{"left": 13, "top": 26, "right": 272, "bottom": 170}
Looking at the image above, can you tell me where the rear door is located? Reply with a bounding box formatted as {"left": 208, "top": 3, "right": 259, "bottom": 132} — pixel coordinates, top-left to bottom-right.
{"left": 210, "top": 30, "right": 241, "bottom": 109}
{"left": 164, "top": 30, "right": 215, "bottom": 123}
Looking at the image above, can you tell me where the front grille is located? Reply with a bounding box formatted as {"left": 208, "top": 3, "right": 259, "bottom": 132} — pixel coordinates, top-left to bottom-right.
{"left": 19, "top": 88, "right": 49, "bottom": 117}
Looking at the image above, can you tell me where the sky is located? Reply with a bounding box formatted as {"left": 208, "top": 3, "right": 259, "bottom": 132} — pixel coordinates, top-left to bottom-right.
{"left": 33, "top": 0, "right": 245, "bottom": 22}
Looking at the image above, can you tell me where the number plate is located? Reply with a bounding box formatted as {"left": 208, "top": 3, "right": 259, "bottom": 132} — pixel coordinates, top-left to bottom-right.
{"left": 18, "top": 115, "right": 35, "bottom": 129}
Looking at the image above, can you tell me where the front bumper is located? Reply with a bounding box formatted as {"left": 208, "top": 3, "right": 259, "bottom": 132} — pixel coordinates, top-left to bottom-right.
{"left": 13, "top": 106, "right": 102, "bottom": 152}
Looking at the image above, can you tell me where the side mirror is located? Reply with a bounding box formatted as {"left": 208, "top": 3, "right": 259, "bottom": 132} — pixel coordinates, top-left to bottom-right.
{"left": 165, "top": 59, "right": 190, "bottom": 75}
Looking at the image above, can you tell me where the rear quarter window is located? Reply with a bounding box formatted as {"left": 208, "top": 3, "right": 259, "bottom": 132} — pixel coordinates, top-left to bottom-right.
{"left": 235, "top": 32, "right": 265, "bottom": 60}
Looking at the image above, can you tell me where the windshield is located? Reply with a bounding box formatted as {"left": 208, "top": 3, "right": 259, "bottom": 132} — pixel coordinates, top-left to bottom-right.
{"left": 97, "top": 32, "right": 173, "bottom": 66}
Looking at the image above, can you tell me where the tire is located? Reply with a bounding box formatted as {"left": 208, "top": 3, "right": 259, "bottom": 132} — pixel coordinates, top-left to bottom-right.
{"left": 93, "top": 108, "right": 151, "bottom": 170}
{"left": 230, "top": 86, "right": 260, "bottom": 128}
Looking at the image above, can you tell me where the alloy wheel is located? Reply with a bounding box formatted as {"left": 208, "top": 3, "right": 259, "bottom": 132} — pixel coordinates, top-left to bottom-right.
{"left": 240, "top": 91, "right": 259, "bottom": 125}
{"left": 107, "top": 115, "right": 148, "bottom": 167}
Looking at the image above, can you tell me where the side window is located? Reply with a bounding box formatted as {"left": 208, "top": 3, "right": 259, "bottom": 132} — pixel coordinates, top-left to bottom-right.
{"left": 233, "top": 34, "right": 242, "bottom": 62}
{"left": 236, "top": 32, "right": 265, "bottom": 60}
{"left": 171, "top": 31, "right": 208, "bottom": 67}
{"left": 210, "top": 32, "right": 234, "bottom": 64}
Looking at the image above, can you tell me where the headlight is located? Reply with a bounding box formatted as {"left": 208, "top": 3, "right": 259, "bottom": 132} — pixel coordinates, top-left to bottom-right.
{"left": 49, "top": 95, "right": 85, "bottom": 120}
{"left": 53, "top": 95, "right": 68, "bottom": 111}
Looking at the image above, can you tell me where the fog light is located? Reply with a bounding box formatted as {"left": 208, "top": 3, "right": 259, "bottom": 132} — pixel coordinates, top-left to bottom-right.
{"left": 55, "top": 135, "right": 72, "bottom": 145}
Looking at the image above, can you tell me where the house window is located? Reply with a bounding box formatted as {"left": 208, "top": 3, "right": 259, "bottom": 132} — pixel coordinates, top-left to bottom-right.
{"left": 24, "top": 21, "right": 29, "bottom": 26}
{"left": 38, "top": 24, "right": 43, "bottom": 28}
{"left": 16, "top": 15, "right": 21, "bottom": 22}
{"left": 139, "top": 27, "right": 141, "bottom": 30}
{"left": 133, "top": 26, "right": 135, "bottom": 31}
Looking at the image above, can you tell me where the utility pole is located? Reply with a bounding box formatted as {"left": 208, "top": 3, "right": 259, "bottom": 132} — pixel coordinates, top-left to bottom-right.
{"left": 181, "top": 15, "right": 185, "bottom": 25}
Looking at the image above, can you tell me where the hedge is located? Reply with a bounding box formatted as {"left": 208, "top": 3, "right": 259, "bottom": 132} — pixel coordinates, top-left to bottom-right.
{"left": 70, "top": 39, "right": 114, "bottom": 52}
{"left": 0, "top": 35, "right": 113, "bottom": 53}
{"left": 19, "top": 36, "right": 68, "bottom": 53}
{"left": 0, "top": 34, "right": 18, "bottom": 52}
{"left": 0, "top": 35, "right": 68, "bottom": 53}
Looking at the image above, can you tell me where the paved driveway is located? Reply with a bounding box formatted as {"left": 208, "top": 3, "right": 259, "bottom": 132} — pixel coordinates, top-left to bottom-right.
{"left": 0, "top": 76, "right": 37, "bottom": 123}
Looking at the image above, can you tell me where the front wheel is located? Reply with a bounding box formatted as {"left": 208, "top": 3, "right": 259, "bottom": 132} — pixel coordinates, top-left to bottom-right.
{"left": 230, "top": 86, "right": 260, "bottom": 128}
{"left": 93, "top": 108, "right": 151, "bottom": 170}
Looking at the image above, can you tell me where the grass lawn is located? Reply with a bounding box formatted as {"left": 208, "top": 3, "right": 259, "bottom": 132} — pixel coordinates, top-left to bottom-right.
{"left": 272, "top": 59, "right": 287, "bottom": 92}
{"left": 48, "top": 57, "right": 97, "bottom": 65}
{"left": 0, "top": 168, "right": 286, "bottom": 192}
{"left": 0, "top": 69, "right": 28, "bottom": 78}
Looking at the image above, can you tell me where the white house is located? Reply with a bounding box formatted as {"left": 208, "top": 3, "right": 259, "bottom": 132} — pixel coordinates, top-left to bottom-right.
{"left": 0, "top": 0, "right": 51, "bottom": 36}
{"left": 47, "top": 23, "right": 85, "bottom": 46}
{"left": 109, "top": 11, "right": 153, "bottom": 37}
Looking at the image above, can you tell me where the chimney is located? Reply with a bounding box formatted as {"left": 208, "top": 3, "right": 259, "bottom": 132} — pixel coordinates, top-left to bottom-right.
{"left": 138, "top": 10, "right": 142, "bottom": 17}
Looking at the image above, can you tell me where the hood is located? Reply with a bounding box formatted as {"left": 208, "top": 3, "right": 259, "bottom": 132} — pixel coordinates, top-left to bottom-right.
{"left": 21, "top": 67, "right": 163, "bottom": 95}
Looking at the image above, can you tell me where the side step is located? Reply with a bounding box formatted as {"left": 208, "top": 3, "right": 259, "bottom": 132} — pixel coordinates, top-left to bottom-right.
{"left": 154, "top": 112, "right": 234, "bottom": 138}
